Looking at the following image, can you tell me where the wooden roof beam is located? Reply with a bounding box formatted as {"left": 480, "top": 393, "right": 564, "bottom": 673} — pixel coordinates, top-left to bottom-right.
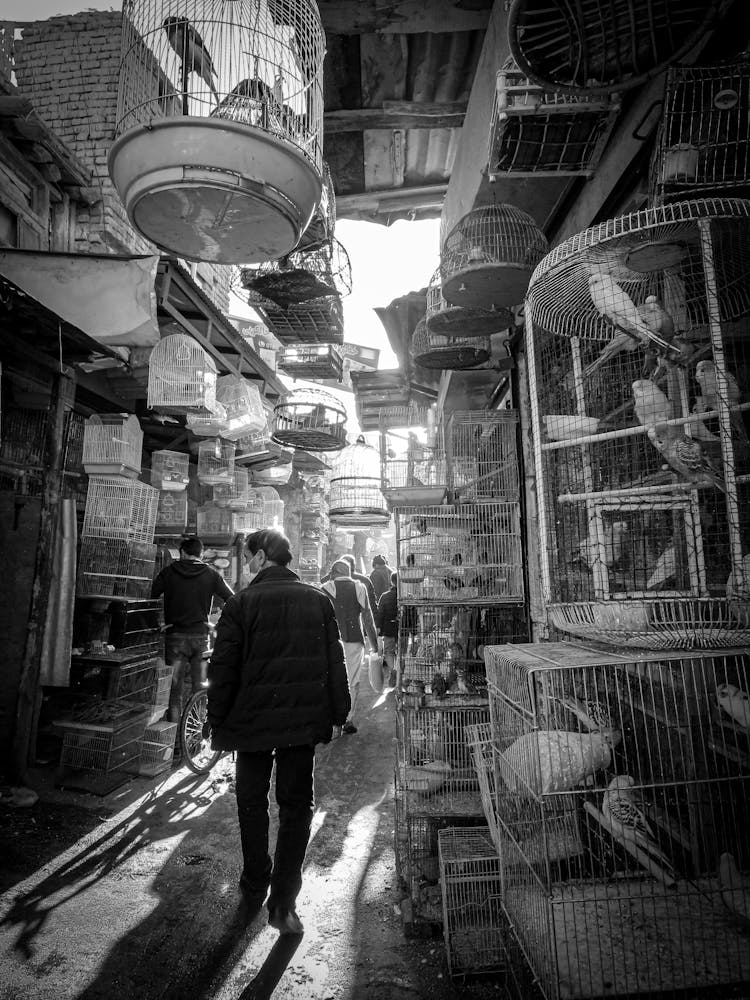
{"left": 325, "top": 101, "right": 466, "bottom": 134}
{"left": 316, "top": 0, "right": 492, "bottom": 35}
{"left": 336, "top": 182, "right": 447, "bottom": 219}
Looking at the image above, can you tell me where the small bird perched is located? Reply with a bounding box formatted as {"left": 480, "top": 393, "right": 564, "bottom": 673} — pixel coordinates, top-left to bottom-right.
{"left": 588, "top": 274, "right": 675, "bottom": 354}
{"left": 637, "top": 295, "right": 675, "bottom": 340}
{"left": 163, "top": 16, "right": 219, "bottom": 105}
{"left": 694, "top": 360, "right": 749, "bottom": 451}
{"left": 646, "top": 424, "right": 726, "bottom": 493}
{"left": 716, "top": 683, "right": 750, "bottom": 730}
{"left": 575, "top": 520, "right": 628, "bottom": 571}
{"left": 553, "top": 695, "right": 613, "bottom": 732}
{"left": 718, "top": 853, "right": 750, "bottom": 926}
{"left": 601, "top": 775, "right": 673, "bottom": 869}
{"left": 632, "top": 378, "right": 672, "bottom": 430}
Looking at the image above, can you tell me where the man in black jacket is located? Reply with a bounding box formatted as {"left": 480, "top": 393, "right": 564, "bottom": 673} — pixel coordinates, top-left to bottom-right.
{"left": 375, "top": 572, "right": 398, "bottom": 688}
{"left": 208, "top": 528, "right": 350, "bottom": 936}
{"left": 151, "top": 535, "right": 234, "bottom": 723}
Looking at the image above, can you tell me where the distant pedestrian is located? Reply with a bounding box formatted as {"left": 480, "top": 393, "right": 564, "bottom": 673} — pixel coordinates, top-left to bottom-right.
{"left": 369, "top": 554, "right": 393, "bottom": 603}
{"left": 375, "top": 571, "right": 399, "bottom": 688}
{"left": 151, "top": 535, "right": 233, "bottom": 724}
{"left": 322, "top": 559, "right": 378, "bottom": 734}
{"left": 208, "top": 528, "right": 350, "bottom": 935}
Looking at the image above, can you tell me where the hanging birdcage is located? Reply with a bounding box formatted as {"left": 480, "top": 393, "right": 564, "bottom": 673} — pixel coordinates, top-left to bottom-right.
{"left": 278, "top": 343, "right": 344, "bottom": 381}
{"left": 328, "top": 436, "right": 389, "bottom": 527}
{"left": 253, "top": 485, "right": 284, "bottom": 527}
{"left": 151, "top": 449, "right": 190, "bottom": 490}
{"left": 440, "top": 203, "right": 548, "bottom": 310}
{"left": 254, "top": 291, "right": 345, "bottom": 345}
{"left": 446, "top": 410, "right": 520, "bottom": 503}
{"left": 272, "top": 387, "right": 347, "bottom": 451}
{"left": 379, "top": 406, "right": 448, "bottom": 507}
{"left": 108, "top": 0, "right": 325, "bottom": 263}
{"left": 651, "top": 57, "right": 750, "bottom": 205}
{"left": 215, "top": 375, "right": 267, "bottom": 441}
{"left": 296, "top": 159, "right": 336, "bottom": 253}
{"left": 185, "top": 400, "right": 228, "bottom": 437}
{"left": 82, "top": 413, "right": 143, "bottom": 477}
{"left": 249, "top": 457, "right": 293, "bottom": 485}
{"left": 487, "top": 56, "right": 621, "bottom": 178}
{"left": 240, "top": 237, "right": 352, "bottom": 309}
{"left": 196, "top": 437, "right": 235, "bottom": 485}
{"left": 525, "top": 197, "right": 750, "bottom": 648}
{"left": 507, "top": 0, "right": 720, "bottom": 97}
{"left": 82, "top": 476, "right": 159, "bottom": 542}
{"left": 425, "top": 266, "right": 511, "bottom": 339}
{"left": 411, "top": 317, "right": 491, "bottom": 371}
{"left": 147, "top": 334, "right": 218, "bottom": 415}
{"left": 213, "top": 466, "right": 249, "bottom": 508}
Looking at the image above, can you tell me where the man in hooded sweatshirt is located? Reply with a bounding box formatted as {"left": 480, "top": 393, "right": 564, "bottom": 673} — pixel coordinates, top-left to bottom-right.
{"left": 151, "top": 534, "right": 234, "bottom": 723}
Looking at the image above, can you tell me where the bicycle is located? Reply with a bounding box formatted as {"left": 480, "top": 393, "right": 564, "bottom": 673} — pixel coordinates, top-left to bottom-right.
{"left": 178, "top": 688, "right": 226, "bottom": 774}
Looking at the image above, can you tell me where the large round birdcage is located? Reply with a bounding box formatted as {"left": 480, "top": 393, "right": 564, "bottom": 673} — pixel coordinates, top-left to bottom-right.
{"left": 328, "top": 436, "right": 389, "bottom": 526}
{"left": 425, "top": 267, "right": 512, "bottom": 338}
{"left": 239, "top": 237, "right": 352, "bottom": 308}
{"left": 109, "top": 0, "right": 325, "bottom": 263}
{"left": 441, "top": 203, "right": 548, "bottom": 309}
{"left": 272, "top": 388, "right": 347, "bottom": 451}
{"left": 411, "top": 318, "right": 491, "bottom": 371}
{"left": 525, "top": 197, "right": 750, "bottom": 648}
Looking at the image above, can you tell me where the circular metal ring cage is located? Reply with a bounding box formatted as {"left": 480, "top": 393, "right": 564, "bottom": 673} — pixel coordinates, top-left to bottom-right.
{"left": 440, "top": 203, "right": 548, "bottom": 309}
{"left": 411, "top": 318, "right": 491, "bottom": 371}
{"left": 507, "top": 0, "right": 721, "bottom": 96}
{"left": 328, "top": 436, "right": 389, "bottom": 526}
{"left": 272, "top": 387, "right": 347, "bottom": 451}
{"left": 239, "top": 237, "right": 352, "bottom": 308}
{"left": 425, "top": 266, "right": 512, "bottom": 338}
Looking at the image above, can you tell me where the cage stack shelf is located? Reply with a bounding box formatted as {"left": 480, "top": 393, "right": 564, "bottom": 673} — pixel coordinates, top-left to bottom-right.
{"left": 82, "top": 413, "right": 142, "bottom": 478}
{"left": 55, "top": 699, "right": 151, "bottom": 793}
{"left": 379, "top": 406, "right": 448, "bottom": 507}
{"left": 298, "top": 475, "right": 329, "bottom": 584}
{"left": 483, "top": 640, "right": 750, "bottom": 1000}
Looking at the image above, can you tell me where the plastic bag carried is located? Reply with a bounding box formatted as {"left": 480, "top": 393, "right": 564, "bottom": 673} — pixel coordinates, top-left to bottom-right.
{"left": 367, "top": 652, "right": 385, "bottom": 694}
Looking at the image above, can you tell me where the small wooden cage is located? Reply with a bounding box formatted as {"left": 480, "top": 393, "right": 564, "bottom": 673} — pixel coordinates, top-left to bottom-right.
{"left": 253, "top": 292, "right": 345, "bottom": 346}
{"left": 272, "top": 388, "right": 347, "bottom": 451}
{"left": 83, "top": 413, "right": 143, "bottom": 478}
{"left": 240, "top": 237, "right": 352, "bottom": 309}
{"left": 109, "top": 0, "right": 325, "bottom": 263}
{"left": 440, "top": 203, "right": 548, "bottom": 310}
{"left": 147, "top": 334, "right": 218, "bottom": 415}
{"left": 328, "top": 436, "right": 389, "bottom": 527}
{"left": 412, "top": 317, "right": 491, "bottom": 371}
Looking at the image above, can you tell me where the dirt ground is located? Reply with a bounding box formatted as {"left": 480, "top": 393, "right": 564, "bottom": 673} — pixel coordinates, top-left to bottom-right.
{"left": 0, "top": 687, "right": 506, "bottom": 1000}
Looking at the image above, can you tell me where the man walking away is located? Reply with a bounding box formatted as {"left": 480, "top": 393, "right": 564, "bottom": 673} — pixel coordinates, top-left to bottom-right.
{"left": 322, "top": 559, "right": 378, "bottom": 734}
{"left": 375, "top": 572, "right": 399, "bottom": 688}
{"left": 208, "top": 528, "right": 350, "bottom": 935}
{"left": 370, "top": 554, "right": 393, "bottom": 603}
{"left": 341, "top": 553, "right": 377, "bottom": 614}
{"left": 151, "top": 535, "right": 233, "bottom": 724}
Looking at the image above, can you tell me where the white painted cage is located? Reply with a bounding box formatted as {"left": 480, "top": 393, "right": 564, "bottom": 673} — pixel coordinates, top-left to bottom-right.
{"left": 82, "top": 476, "right": 159, "bottom": 542}
{"left": 379, "top": 406, "right": 448, "bottom": 507}
{"left": 82, "top": 413, "right": 143, "bottom": 477}
{"left": 150, "top": 449, "right": 190, "bottom": 490}
{"left": 196, "top": 437, "right": 235, "bottom": 485}
{"left": 147, "top": 334, "right": 218, "bottom": 415}
{"left": 215, "top": 375, "right": 267, "bottom": 441}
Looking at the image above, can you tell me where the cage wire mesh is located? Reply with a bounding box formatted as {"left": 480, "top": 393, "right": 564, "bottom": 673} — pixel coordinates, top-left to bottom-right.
{"left": 425, "top": 265, "right": 512, "bottom": 339}
{"left": 196, "top": 437, "right": 235, "bottom": 484}
{"left": 253, "top": 292, "right": 345, "bottom": 345}
{"left": 272, "top": 387, "right": 347, "bottom": 450}
{"left": 278, "top": 343, "right": 344, "bottom": 381}
{"left": 239, "top": 237, "right": 352, "bottom": 308}
{"left": 328, "top": 435, "right": 389, "bottom": 525}
{"left": 395, "top": 504, "right": 525, "bottom": 605}
{"left": 438, "top": 826, "right": 505, "bottom": 980}
{"left": 186, "top": 399, "right": 229, "bottom": 437}
{"left": 446, "top": 410, "right": 520, "bottom": 503}
{"left": 77, "top": 538, "right": 157, "bottom": 598}
{"left": 487, "top": 56, "right": 621, "bottom": 178}
{"left": 507, "top": 0, "right": 721, "bottom": 96}
{"left": 411, "top": 317, "right": 492, "bottom": 371}
{"left": 154, "top": 490, "right": 189, "bottom": 533}
{"left": 484, "top": 640, "right": 750, "bottom": 1000}
{"left": 151, "top": 449, "right": 190, "bottom": 490}
{"left": 379, "top": 407, "right": 447, "bottom": 507}
{"left": 466, "top": 722, "right": 502, "bottom": 850}
{"left": 215, "top": 375, "right": 266, "bottom": 440}
{"left": 147, "top": 334, "right": 218, "bottom": 414}
{"left": 82, "top": 414, "right": 143, "bottom": 477}
{"left": 213, "top": 465, "right": 249, "bottom": 507}
{"left": 440, "top": 203, "right": 549, "bottom": 310}
{"left": 525, "top": 198, "right": 750, "bottom": 648}
{"left": 196, "top": 500, "right": 262, "bottom": 539}
{"left": 254, "top": 485, "right": 284, "bottom": 527}
{"left": 82, "top": 476, "right": 159, "bottom": 542}
{"left": 651, "top": 57, "right": 750, "bottom": 204}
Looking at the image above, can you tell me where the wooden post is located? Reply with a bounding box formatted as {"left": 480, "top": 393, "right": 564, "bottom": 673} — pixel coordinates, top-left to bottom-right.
{"left": 10, "top": 369, "right": 75, "bottom": 783}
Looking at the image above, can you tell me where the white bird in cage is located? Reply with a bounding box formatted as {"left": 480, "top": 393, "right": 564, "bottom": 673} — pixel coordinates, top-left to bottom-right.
{"left": 716, "top": 683, "right": 750, "bottom": 730}
{"left": 553, "top": 696, "right": 613, "bottom": 732}
{"left": 718, "top": 853, "right": 750, "bottom": 926}
{"left": 601, "top": 775, "right": 673, "bottom": 870}
{"left": 575, "top": 520, "right": 628, "bottom": 571}
{"left": 588, "top": 274, "right": 676, "bottom": 355}
{"left": 632, "top": 378, "right": 672, "bottom": 429}
{"left": 646, "top": 425, "right": 726, "bottom": 493}
{"left": 637, "top": 295, "right": 675, "bottom": 340}
{"left": 694, "top": 360, "right": 749, "bottom": 450}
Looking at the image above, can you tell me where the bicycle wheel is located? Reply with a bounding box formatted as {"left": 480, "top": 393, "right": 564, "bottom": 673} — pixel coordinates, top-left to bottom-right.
{"left": 180, "top": 690, "right": 222, "bottom": 774}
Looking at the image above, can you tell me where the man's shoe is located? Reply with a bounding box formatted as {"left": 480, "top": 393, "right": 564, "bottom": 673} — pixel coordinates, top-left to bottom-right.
{"left": 268, "top": 907, "right": 304, "bottom": 935}
{"left": 342, "top": 722, "right": 358, "bottom": 735}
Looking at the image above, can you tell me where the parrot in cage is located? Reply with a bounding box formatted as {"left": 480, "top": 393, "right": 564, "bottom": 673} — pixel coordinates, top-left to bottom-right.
{"left": 637, "top": 296, "right": 675, "bottom": 341}
{"left": 632, "top": 378, "right": 673, "bottom": 430}
{"left": 718, "top": 853, "right": 750, "bottom": 926}
{"left": 163, "top": 16, "right": 220, "bottom": 106}
{"left": 646, "top": 424, "right": 726, "bottom": 493}
{"left": 716, "top": 683, "right": 750, "bottom": 730}
{"left": 600, "top": 775, "right": 674, "bottom": 870}
{"left": 694, "top": 360, "right": 750, "bottom": 453}
{"left": 587, "top": 274, "right": 676, "bottom": 365}
{"left": 552, "top": 695, "right": 613, "bottom": 733}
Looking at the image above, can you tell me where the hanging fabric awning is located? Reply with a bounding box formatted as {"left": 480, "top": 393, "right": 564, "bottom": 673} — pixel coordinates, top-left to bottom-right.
{"left": 0, "top": 250, "right": 160, "bottom": 347}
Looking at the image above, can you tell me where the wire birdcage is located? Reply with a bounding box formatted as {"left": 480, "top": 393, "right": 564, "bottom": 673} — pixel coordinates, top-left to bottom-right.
{"left": 147, "top": 334, "right": 218, "bottom": 415}
{"left": 196, "top": 501, "right": 261, "bottom": 540}
{"left": 196, "top": 437, "right": 235, "bottom": 485}
{"left": 82, "top": 414, "right": 143, "bottom": 477}
{"left": 425, "top": 266, "right": 512, "bottom": 339}
{"left": 154, "top": 490, "right": 188, "bottom": 534}
{"left": 438, "top": 827, "right": 505, "bottom": 980}
{"left": 109, "top": 0, "right": 325, "bottom": 263}
{"left": 651, "top": 57, "right": 750, "bottom": 204}
{"left": 328, "top": 435, "right": 389, "bottom": 526}
{"left": 252, "top": 485, "right": 284, "bottom": 527}
{"left": 440, "top": 203, "right": 548, "bottom": 310}
{"left": 186, "top": 399, "right": 228, "bottom": 437}
{"left": 484, "top": 640, "right": 750, "bottom": 1000}
{"left": 379, "top": 407, "right": 448, "bottom": 507}
{"left": 82, "top": 476, "right": 159, "bottom": 542}
{"left": 254, "top": 292, "right": 345, "bottom": 345}
{"left": 446, "top": 410, "right": 520, "bottom": 503}
{"left": 525, "top": 198, "right": 750, "bottom": 647}
{"left": 296, "top": 159, "right": 335, "bottom": 253}
{"left": 395, "top": 504, "right": 525, "bottom": 606}
{"left": 249, "top": 456, "right": 293, "bottom": 485}
{"left": 278, "top": 343, "right": 344, "bottom": 381}
{"left": 212, "top": 466, "right": 249, "bottom": 508}
{"left": 239, "top": 237, "right": 352, "bottom": 308}
{"left": 77, "top": 537, "right": 157, "bottom": 598}
{"left": 215, "top": 375, "right": 267, "bottom": 441}
{"left": 488, "top": 56, "right": 621, "bottom": 178}
{"left": 507, "top": 0, "right": 721, "bottom": 97}
{"left": 272, "top": 387, "right": 347, "bottom": 451}
{"left": 151, "top": 449, "right": 190, "bottom": 490}
{"left": 412, "top": 317, "right": 491, "bottom": 372}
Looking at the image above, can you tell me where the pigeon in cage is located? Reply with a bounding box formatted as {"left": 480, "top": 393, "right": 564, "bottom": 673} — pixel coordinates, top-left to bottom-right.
{"left": 646, "top": 424, "right": 726, "bottom": 493}
{"left": 497, "top": 728, "right": 621, "bottom": 798}
{"left": 600, "top": 775, "right": 674, "bottom": 872}
{"left": 163, "top": 16, "right": 220, "bottom": 105}
{"left": 716, "top": 683, "right": 750, "bottom": 731}
{"left": 718, "top": 853, "right": 750, "bottom": 927}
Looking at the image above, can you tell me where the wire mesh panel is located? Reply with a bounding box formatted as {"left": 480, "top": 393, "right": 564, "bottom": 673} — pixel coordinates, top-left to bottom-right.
{"left": 215, "top": 375, "right": 267, "bottom": 441}
{"left": 484, "top": 640, "right": 750, "bottom": 1000}
{"left": 147, "top": 334, "right": 218, "bottom": 414}
{"left": 239, "top": 237, "right": 351, "bottom": 308}
{"left": 488, "top": 57, "right": 621, "bottom": 178}
{"left": 82, "top": 476, "right": 159, "bottom": 542}
{"left": 526, "top": 198, "right": 750, "bottom": 648}
{"left": 651, "top": 57, "right": 750, "bottom": 203}
{"left": 396, "top": 504, "right": 524, "bottom": 605}
{"left": 196, "top": 501, "right": 263, "bottom": 540}
{"left": 82, "top": 413, "right": 143, "bottom": 477}
{"left": 447, "top": 410, "right": 520, "bottom": 502}
{"left": 253, "top": 485, "right": 284, "bottom": 528}
{"left": 278, "top": 343, "right": 344, "bottom": 381}
{"left": 272, "top": 387, "right": 347, "bottom": 450}
{"left": 438, "top": 827, "right": 505, "bottom": 979}
{"left": 254, "top": 293, "right": 345, "bottom": 345}
{"left": 466, "top": 722, "right": 501, "bottom": 849}
{"left": 412, "top": 318, "right": 491, "bottom": 371}
{"left": 441, "top": 203, "right": 549, "bottom": 310}
{"left": 151, "top": 449, "right": 190, "bottom": 490}
{"left": 154, "top": 491, "right": 188, "bottom": 534}
{"left": 425, "top": 266, "right": 512, "bottom": 339}
{"left": 196, "top": 437, "right": 235, "bottom": 485}
{"left": 379, "top": 407, "right": 447, "bottom": 507}
{"left": 213, "top": 466, "right": 249, "bottom": 508}
{"left": 56, "top": 702, "right": 148, "bottom": 773}
{"left": 77, "top": 538, "right": 157, "bottom": 598}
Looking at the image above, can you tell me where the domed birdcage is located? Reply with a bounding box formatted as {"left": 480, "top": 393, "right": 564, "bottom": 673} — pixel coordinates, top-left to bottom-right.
{"left": 507, "top": 0, "right": 720, "bottom": 96}
{"left": 272, "top": 387, "right": 347, "bottom": 451}
{"left": 239, "top": 237, "right": 352, "bottom": 308}
{"left": 411, "top": 318, "right": 491, "bottom": 371}
{"left": 441, "top": 203, "right": 548, "bottom": 310}
{"left": 147, "top": 333, "right": 218, "bottom": 414}
{"left": 109, "top": 0, "right": 325, "bottom": 263}
{"left": 254, "top": 485, "right": 285, "bottom": 527}
{"left": 525, "top": 197, "right": 750, "bottom": 649}
{"left": 425, "top": 267, "right": 511, "bottom": 339}
{"left": 328, "top": 435, "right": 389, "bottom": 527}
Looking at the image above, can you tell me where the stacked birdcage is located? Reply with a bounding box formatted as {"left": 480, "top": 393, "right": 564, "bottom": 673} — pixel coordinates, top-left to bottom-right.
{"left": 379, "top": 405, "right": 448, "bottom": 507}
{"left": 196, "top": 437, "right": 235, "bottom": 485}
{"left": 298, "top": 475, "right": 328, "bottom": 583}
{"left": 213, "top": 466, "right": 249, "bottom": 508}
{"left": 151, "top": 449, "right": 191, "bottom": 537}
{"left": 482, "top": 640, "right": 750, "bottom": 1000}
{"left": 215, "top": 375, "right": 267, "bottom": 441}
{"left": 254, "top": 486, "right": 285, "bottom": 529}
{"left": 278, "top": 343, "right": 344, "bottom": 381}
{"left": 82, "top": 414, "right": 142, "bottom": 478}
